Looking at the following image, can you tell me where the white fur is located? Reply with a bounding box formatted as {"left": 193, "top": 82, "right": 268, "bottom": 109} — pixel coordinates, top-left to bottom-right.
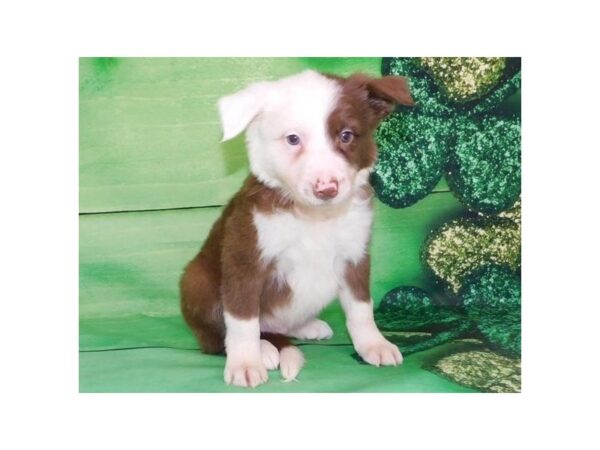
{"left": 279, "top": 346, "right": 305, "bottom": 382}
{"left": 260, "top": 339, "right": 280, "bottom": 370}
{"left": 219, "top": 70, "right": 363, "bottom": 208}
{"left": 218, "top": 82, "right": 270, "bottom": 142}
{"left": 339, "top": 290, "right": 403, "bottom": 366}
{"left": 254, "top": 193, "right": 373, "bottom": 334}
{"left": 288, "top": 319, "right": 333, "bottom": 340}
{"left": 223, "top": 313, "right": 268, "bottom": 387}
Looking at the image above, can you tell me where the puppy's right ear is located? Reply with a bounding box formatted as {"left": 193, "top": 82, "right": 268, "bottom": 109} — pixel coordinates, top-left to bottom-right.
{"left": 218, "top": 82, "right": 269, "bottom": 142}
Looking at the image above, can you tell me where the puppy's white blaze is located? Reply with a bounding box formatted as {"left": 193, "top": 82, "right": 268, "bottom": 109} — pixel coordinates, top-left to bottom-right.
{"left": 218, "top": 70, "right": 375, "bottom": 207}
{"left": 241, "top": 70, "right": 349, "bottom": 204}
{"left": 279, "top": 346, "right": 305, "bottom": 382}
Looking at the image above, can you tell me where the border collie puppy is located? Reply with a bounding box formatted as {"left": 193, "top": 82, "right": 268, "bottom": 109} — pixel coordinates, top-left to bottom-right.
{"left": 180, "top": 70, "right": 414, "bottom": 387}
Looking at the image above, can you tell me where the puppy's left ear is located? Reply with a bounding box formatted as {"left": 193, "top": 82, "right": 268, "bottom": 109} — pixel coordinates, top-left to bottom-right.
{"left": 366, "top": 76, "right": 415, "bottom": 118}
{"left": 218, "top": 82, "right": 269, "bottom": 142}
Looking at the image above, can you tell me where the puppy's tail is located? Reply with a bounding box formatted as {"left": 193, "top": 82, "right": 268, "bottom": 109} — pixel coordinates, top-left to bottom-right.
{"left": 261, "top": 332, "right": 305, "bottom": 382}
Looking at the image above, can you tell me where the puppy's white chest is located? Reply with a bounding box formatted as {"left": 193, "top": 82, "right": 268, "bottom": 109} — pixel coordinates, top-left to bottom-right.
{"left": 253, "top": 203, "right": 372, "bottom": 331}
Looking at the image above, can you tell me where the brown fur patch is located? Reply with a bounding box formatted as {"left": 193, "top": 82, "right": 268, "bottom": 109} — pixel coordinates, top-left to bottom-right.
{"left": 364, "top": 75, "right": 414, "bottom": 116}
{"left": 344, "top": 254, "right": 371, "bottom": 302}
{"left": 260, "top": 332, "right": 293, "bottom": 350}
{"left": 180, "top": 176, "right": 293, "bottom": 353}
{"left": 326, "top": 73, "right": 414, "bottom": 170}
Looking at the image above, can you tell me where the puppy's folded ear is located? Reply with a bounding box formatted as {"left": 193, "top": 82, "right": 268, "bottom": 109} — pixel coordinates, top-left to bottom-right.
{"left": 218, "top": 82, "right": 269, "bottom": 142}
{"left": 365, "top": 76, "right": 415, "bottom": 118}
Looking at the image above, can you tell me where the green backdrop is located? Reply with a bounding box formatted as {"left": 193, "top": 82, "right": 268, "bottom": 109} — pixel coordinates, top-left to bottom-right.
{"left": 80, "top": 57, "right": 486, "bottom": 392}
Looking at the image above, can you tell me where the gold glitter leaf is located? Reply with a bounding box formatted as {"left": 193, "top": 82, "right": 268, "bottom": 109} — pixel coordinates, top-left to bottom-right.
{"left": 420, "top": 57, "right": 507, "bottom": 103}
{"left": 433, "top": 350, "right": 521, "bottom": 393}
{"left": 423, "top": 216, "right": 521, "bottom": 293}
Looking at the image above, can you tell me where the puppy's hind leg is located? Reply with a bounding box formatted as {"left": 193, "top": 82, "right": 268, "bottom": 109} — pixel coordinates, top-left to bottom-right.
{"left": 287, "top": 319, "right": 333, "bottom": 340}
{"left": 180, "top": 258, "right": 225, "bottom": 354}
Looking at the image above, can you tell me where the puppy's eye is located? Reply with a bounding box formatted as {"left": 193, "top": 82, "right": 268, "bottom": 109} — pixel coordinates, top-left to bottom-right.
{"left": 340, "top": 130, "right": 354, "bottom": 144}
{"left": 286, "top": 134, "right": 301, "bottom": 146}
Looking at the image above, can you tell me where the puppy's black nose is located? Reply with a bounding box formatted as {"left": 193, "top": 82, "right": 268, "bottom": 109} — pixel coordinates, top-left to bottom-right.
{"left": 313, "top": 179, "right": 338, "bottom": 200}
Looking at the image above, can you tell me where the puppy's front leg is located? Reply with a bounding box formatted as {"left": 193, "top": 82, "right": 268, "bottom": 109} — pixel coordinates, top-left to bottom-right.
{"left": 340, "top": 256, "right": 403, "bottom": 366}
{"left": 223, "top": 312, "right": 267, "bottom": 387}
{"left": 221, "top": 225, "right": 268, "bottom": 388}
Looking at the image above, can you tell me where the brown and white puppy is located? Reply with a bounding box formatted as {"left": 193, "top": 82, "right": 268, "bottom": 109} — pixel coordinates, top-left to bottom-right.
{"left": 180, "top": 70, "right": 414, "bottom": 387}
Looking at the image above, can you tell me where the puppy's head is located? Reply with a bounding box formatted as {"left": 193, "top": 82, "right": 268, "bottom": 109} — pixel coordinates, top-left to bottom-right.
{"left": 218, "top": 70, "right": 413, "bottom": 207}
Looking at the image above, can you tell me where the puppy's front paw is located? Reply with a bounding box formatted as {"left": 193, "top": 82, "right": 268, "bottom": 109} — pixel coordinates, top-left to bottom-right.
{"left": 358, "top": 339, "right": 403, "bottom": 367}
{"left": 224, "top": 359, "right": 268, "bottom": 388}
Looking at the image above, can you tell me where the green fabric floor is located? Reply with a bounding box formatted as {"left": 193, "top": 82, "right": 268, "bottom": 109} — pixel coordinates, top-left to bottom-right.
{"left": 79, "top": 57, "right": 478, "bottom": 392}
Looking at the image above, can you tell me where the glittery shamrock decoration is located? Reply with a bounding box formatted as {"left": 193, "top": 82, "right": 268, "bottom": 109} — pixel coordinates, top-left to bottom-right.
{"left": 495, "top": 199, "right": 521, "bottom": 223}
{"left": 420, "top": 57, "right": 507, "bottom": 103}
{"left": 460, "top": 265, "right": 521, "bottom": 356}
{"left": 383, "top": 57, "right": 521, "bottom": 116}
{"left": 371, "top": 113, "right": 448, "bottom": 208}
{"left": 376, "top": 286, "right": 463, "bottom": 331}
{"left": 375, "top": 265, "right": 521, "bottom": 358}
{"left": 375, "top": 286, "right": 471, "bottom": 355}
{"left": 423, "top": 201, "right": 521, "bottom": 294}
{"left": 432, "top": 350, "right": 521, "bottom": 393}
{"left": 372, "top": 57, "right": 521, "bottom": 213}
